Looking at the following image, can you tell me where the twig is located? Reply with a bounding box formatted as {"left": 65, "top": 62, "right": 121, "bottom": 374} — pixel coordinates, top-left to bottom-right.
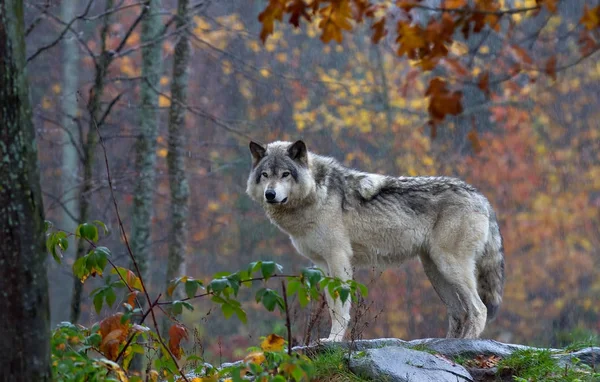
{"left": 93, "top": 118, "right": 189, "bottom": 382}
{"left": 26, "top": 0, "right": 95, "bottom": 63}
{"left": 281, "top": 281, "right": 293, "bottom": 356}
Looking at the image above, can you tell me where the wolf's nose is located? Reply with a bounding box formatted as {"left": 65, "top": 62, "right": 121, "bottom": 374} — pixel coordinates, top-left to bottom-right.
{"left": 265, "top": 189, "right": 276, "bottom": 201}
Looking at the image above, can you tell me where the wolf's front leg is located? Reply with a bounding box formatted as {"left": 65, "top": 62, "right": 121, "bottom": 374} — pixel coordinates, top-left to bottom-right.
{"left": 315, "top": 254, "right": 353, "bottom": 342}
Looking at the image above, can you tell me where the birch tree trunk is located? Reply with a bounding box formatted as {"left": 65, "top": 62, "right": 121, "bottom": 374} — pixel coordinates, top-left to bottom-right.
{"left": 70, "top": 0, "right": 113, "bottom": 323}
{"left": 130, "top": 0, "right": 162, "bottom": 286}
{"left": 0, "top": 0, "right": 51, "bottom": 378}
{"left": 60, "top": 0, "right": 80, "bottom": 231}
{"left": 165, "top": 0, "right": 191, "bottom": 300}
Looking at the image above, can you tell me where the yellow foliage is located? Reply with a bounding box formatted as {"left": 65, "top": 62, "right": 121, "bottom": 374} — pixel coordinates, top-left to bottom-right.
{"left": 157, "top": 148, "right": 168, "bottom": 158}
{"left": 261, "top": 334, "right": 285, "bottom": 351}
{"left": 42, "top": 97, "right": 52, "bottom": 110}
{"left": 160, "top": 76, "right": 169, "bottom": 86}
{"left": 158, "top": 95, "right": 171, "bottom": 108}
{"left": 52, "top": 84, "right": 61, "bottom": 94}
{"left": 207, "top": 202, "right": 220, "bottom": 212}
{"left": 244, "top": 351, "right": 266, "bottom": 364}
{"left": 260, "top": 68, "right": 271, "bottom": 78}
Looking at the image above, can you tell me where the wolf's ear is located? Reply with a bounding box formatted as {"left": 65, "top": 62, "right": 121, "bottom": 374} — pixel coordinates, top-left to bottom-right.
{"left": 287, "top": 140, "right": 307, "bottom": 165}
{"left": 249, "top": 141, "right": 266, "bottom": 166}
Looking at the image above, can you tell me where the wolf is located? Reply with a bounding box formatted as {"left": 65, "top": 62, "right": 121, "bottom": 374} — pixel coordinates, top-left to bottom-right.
{"left": 246, "top": 140, "right": 505, "bottom": 342}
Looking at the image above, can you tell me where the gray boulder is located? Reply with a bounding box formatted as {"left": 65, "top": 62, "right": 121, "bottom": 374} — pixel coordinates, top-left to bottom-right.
{"left": 349, "top": 345, "right": 473, "bottom": 382}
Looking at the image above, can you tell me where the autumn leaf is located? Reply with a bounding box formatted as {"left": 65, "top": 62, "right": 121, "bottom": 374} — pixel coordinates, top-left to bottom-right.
{"left": 287, "top": 0, "right": 311, "bottom": 28}
{"left": 444, "top": 0, "right": 467, "bottom": 9}
{"left": 426, "top": 77, "right": 463, "bottom": 123}
{"left": 99, "top": 313, "right": 130, "bottom": 360}
{"left": 168, "top": 324, "right": 188, "bottom": 360}
{"left": 371, "top": 18, "right": 386, "bottom": 44}
{"left": 545, "top": 56, "right": 557, "bottom": 81}
{"left": 260, "top": 333, "right": 285, "bottom": 351}
{"left": 478, "top": 71, "right": 490, "bottom": 96}
{"left": 111, "top": 267, "right": 143, "bottom": 290}
{"left": 319, "top": 1, "right": 353, "bottom": 43}
{"left": 509, "top": 45, "right": 533, "bottom": 65}
{"left": 258, "top": 0, "right": 286, "bottom": 43}
{"left": 126, "top": 290, "right": 139, "bottom": 307}
{"left": 580, "top": 5, "right": 600, "bottom": 30}
{"left": 244, "top": 351, "right": 266, "bottom": 364}
{"left": 537, "top": 0, "right": 558, "bottom": 13}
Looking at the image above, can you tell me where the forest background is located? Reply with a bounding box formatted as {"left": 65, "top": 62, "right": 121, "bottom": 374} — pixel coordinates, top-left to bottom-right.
{"left": 23, "top": 0, "right": 600, "bottom": 363}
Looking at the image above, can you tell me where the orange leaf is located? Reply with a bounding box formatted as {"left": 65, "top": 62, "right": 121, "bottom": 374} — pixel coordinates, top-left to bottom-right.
{"left": 444, "top": 0, "right": 467, "bottom": 9}
{"left": 371, "top": 18, "right": 386, "bottom": 44}
{"left": 287, "top": 0, "right": 311, "bottom": 28}
{"left": 426, "top": 77, "right": 463, "bottom": 122}
{"left": 258, "top": 0, "right": 286, "bottom": 43}
{"left": 99, "top": 313, "right": 130, "bottom": 360}
{"left": 126, "top": 290, "right": 139, "bottom": 307}
{"left": 319, "top": 1, "right": 353, "bottom": 43}
{"left": 168, "top": 324, "right": 188, "bottom": 359}
{"left": 580, "top": 5, "right": 600, "bottom": 30}
{"left": 537, "top": 0, "right": 558, "bottom": 13}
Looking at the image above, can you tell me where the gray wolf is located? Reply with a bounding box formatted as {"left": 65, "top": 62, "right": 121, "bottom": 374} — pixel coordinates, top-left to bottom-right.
{"left": 246, "top": 140, "right": 505, "bottom": 342}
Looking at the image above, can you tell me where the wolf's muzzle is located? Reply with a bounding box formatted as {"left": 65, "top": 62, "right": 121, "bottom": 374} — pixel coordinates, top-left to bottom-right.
{"left": 265, "top": 189, "right": 276, "bottom": 201}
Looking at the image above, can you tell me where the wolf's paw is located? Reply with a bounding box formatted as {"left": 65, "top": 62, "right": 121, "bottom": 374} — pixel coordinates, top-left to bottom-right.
{"left": 319, "top": 335, "right": 344, "bottom": 343}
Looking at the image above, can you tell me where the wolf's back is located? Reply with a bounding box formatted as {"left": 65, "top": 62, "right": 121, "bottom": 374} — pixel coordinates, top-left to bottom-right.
{"left": 476, "top": 208, "right": 505, "bottom": 321}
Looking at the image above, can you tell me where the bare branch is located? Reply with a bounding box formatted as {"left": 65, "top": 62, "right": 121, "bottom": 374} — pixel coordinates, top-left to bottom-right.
{"left": 26, "top": 0, "right": 95, "bottom": 64}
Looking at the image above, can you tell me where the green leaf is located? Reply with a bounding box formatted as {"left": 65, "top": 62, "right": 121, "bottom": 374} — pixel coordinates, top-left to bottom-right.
{"left": 233, "top": 306, "right": 247, "bottom": 323}
{"left": 255, "top": 287, "right": 267, "bottom": 303}
{"left": 222, "top": 302, "right": 235, "bottom": 319}
{"left": 208, "top": 278, "right": 229, "bottom": 293}
{"left": 338, "top": 286, "right": 351, "bottom": 304}
{"left": 93, "top": 290, "right": 104, "bottom": 313}
{"left": 93, "top": 247, "right": 110, "bottom": 271}
{"left": 93, "top": 220, "right": 109, "bottom": 235}
{"left": 297, "top": 287, "right": 310, "bottom": 307}
{"left": 73, "top": 256, "right": 88, "bottom": 279}
{"left": 226, "top": 275, "right": 241, "bottom": 296}
{"left": 261, "top": 261, "right": 277, "bottom": 279}
{"left": 172, "top": 301, "right": 183, "bottom": 315}
{"left": 181, "top": 301, "right": 194, "bottom": 312}
{"left": 261, "top": 289, "right": 283, "bottom": 312}
{"left": 105, "top": 287, "right": 117, "bottom": 307}
{"left": 287, "top": 280, "right": 302, "bottom": 296}
{"left": 58, "top": 237, "right": 69, "bottom": 251}
{"left": 358, "top": 282, "right": 368, "bottom": 297}
{"left": 303, "top": 268, "right": 322, "bottom": 287}
{"left": 78, "top": 223, "right": 99, "bottom": 243}
{"left": 185, "top": 280, "right": 198, "bottom": 299}
{"left": 44, "top": 220, "right": 54, "bottom": 232}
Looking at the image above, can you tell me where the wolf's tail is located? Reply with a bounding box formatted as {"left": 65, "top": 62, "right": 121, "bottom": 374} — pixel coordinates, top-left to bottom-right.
{"left": 477, "top": 209, "right": 505, "bottom": 321}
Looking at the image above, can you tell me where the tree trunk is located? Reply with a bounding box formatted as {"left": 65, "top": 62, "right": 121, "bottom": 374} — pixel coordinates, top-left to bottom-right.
{"left": 165, "top": 0, "right": 191, "bottom": 304}
{"left": 59, "top": 0, "right": 80, "bottom": 322}
{"left": 131, "top": 0, "right": 162, "bottom": 287}
{"left": 70, "top": 0, "right": 113, "bottom": 323}
{"left": 0, "top": 0, "right": 51, "bottom": 379}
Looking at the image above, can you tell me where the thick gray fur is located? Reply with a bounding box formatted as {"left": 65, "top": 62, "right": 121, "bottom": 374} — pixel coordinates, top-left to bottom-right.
{"left": 246, "top": 140, "right": 505, "bottom": 341}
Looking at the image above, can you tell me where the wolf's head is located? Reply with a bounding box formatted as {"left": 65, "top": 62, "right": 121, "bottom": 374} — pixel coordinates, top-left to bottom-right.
{"left": 246, "top": 140, "right": 316, "bottom": 208}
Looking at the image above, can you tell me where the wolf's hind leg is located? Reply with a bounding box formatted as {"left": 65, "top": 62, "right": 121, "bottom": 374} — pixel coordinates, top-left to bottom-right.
{"left": 420, "top": 252, "right": 487, "bottom": 338}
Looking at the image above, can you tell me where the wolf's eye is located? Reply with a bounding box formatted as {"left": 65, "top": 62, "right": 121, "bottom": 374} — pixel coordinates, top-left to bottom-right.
{"left": 261, "top": 172, "right": 268, "bottom": 178}
{"left": 282, "top": 171, "right": 290, "bottom": 178}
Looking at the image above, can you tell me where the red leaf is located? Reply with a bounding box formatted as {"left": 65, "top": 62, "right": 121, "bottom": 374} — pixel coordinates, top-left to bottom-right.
{"left": 545, "top": 56, "right": 557, "bottom": 81}
{"left": 371, "top": 18, "right": 386, "bottom": 44}
{"left": 168, "top": 324, "right": 188, "bottom": 360}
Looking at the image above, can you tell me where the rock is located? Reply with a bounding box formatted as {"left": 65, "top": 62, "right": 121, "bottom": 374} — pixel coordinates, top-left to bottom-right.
{"left": 349, "top": 345, "right": 473, "bottom": 382}
{"left": 407, "top": 338, "right": 536, "bottom": 358}
{"left": 555, "top": 347, "right": 600, "bottom": 368}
